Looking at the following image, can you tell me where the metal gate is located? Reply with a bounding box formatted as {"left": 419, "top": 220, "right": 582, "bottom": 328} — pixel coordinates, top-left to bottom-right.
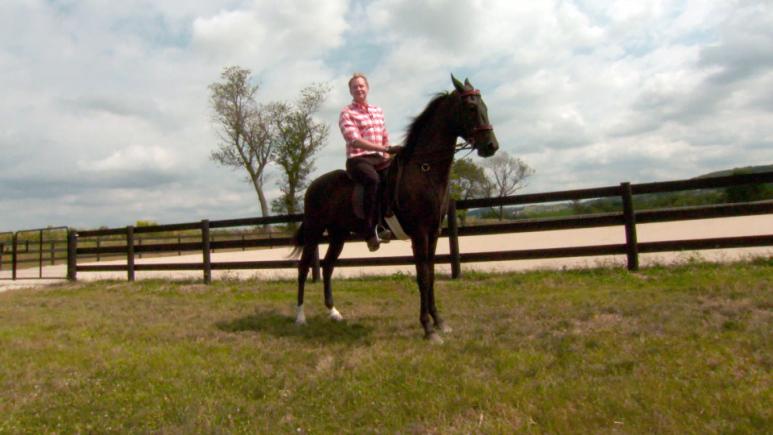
{"left": 0, "top": 227, "right": 69, "bottom": 280}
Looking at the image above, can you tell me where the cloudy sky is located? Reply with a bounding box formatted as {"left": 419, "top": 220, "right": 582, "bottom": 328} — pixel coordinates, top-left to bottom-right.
{"left": 1, "top": 0, "right": 771, "bottom": 231}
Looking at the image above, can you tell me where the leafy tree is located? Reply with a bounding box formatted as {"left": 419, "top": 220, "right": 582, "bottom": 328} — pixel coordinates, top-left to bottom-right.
{"left": 450, "top": 158, "right": 492, "bottom": 200}
{"left": 270, "top": 83, "right": 331, "bottom": 218}
{"left": 450, "top": 158, "right": 492, "bottom": 225}
{"left": 483, "top": 151, "right": 534, "bottom": 220}
{"left": 209, "top": 66, "right": 275, "bottom": 218}
{"left": 724, "top": 168, "right": 771, "bottom": 203}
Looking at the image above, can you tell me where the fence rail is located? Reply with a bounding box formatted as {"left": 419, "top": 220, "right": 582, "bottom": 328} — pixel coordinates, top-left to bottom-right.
{"left": 3, "top": 171, "right": 772, "bottom": 283}
{"left": 0, "top": 227, "right": 69, "bottom": 280}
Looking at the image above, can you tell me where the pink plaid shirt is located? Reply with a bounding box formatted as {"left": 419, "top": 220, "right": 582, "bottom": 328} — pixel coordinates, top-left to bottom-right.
{"left": 339, "top": 101, "right": 390, "bottom": 159}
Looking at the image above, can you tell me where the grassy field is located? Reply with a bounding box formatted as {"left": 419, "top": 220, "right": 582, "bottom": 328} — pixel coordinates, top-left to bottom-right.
{"left": 0, "top": 259, "right": 771, "bottom": 434}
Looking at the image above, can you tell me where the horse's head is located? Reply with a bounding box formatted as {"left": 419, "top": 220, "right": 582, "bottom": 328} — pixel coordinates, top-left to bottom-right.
{"left": 452, "top": 74, "right": 499, "bottom": 157}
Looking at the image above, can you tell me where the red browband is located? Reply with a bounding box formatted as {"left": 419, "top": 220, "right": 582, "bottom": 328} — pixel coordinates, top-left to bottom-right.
{"left": 460, "top": 89, "right": 481, "bottom": 97}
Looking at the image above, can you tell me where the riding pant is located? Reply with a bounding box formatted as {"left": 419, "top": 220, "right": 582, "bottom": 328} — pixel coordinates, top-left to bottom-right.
{"left": 346, "top": 154, "right": 388, "bottom": 232}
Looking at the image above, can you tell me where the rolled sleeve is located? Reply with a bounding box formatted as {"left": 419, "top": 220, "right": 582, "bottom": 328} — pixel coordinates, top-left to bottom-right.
{"left": 339, "top": 110, "right": 361, "bottom": 145}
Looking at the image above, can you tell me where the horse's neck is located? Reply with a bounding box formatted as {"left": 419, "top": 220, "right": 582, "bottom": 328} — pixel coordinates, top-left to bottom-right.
{"left": 404, "top": 99, "right": 458, "bottom": 166}
{"left": 391, "top": 101, "right": 458, "bottom": 209}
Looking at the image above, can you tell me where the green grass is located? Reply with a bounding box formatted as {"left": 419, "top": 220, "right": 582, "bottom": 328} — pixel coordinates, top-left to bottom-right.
{"left": 1, "top": 259, "right": 771, "bottom": 433}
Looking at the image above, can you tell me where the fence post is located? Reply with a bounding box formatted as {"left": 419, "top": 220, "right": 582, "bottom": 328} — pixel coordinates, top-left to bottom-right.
{"left": 621, "top": 182, "right": 639, "bottom": 271}
{"left": 50, "top": 240, "right": 55, "bottom": 265}
{"left": 38, "top": 229, "right": 44, "bottom": 278}
{"left": 127, "top": 226, "right": 135, "bottom": 281}
{"left": 177, "top": 234, "right": 182, "bottom": 256}
{"left": 201, "top": 220, "right": 211, "bottom": 284}
{"left": 447, "top": 200, "right": 461, "bottom": 279}
{"left": 67, "top": 230, "right": 78, "bottom": 281}
{"left": 0, "top": 243, "right": 3, "bottom": 272}
{"left": 12, "top": 233, "right": 18, "bottom": 280}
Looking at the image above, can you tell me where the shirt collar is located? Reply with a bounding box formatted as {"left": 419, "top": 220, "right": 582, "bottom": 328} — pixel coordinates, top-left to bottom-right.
{"left": 350, "top": 101, "right": 370, "bottom": 110}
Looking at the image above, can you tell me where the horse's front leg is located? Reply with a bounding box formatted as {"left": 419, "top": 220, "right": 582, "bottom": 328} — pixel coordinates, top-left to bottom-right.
{"left": 426, "top": 233, "right": 451, "bottom": 334}
{"left": 412, "top": 234, "right": 441, "bottom": 343}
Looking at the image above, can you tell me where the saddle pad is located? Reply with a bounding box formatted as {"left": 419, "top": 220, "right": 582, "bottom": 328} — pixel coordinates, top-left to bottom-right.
{"left": 384, "top": 213, "right": 410, "bottom": 240}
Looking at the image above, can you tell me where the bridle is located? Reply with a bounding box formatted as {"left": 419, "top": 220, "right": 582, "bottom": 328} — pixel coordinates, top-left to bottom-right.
{"left": 457, "top": 88, "right": 493, "bottom": 155}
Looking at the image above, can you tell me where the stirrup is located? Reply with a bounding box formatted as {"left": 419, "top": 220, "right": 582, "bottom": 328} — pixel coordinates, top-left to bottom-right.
{"left": 376, "top": 224, "right": 392, "bottom": 243}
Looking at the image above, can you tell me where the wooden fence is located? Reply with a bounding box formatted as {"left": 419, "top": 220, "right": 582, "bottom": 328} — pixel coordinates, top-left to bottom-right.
{"left": 2, "top": 171, "right": 771, "bottom": 283}
{"left": 0, "top": 227, "right": 69, "bottom": 280}
{"left": 61, "top": 171, "right": 773, "bottom": 283}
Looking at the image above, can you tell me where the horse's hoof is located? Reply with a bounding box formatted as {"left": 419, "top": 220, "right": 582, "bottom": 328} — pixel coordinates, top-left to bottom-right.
{"left": 438, "top": 324, "right": 453, "bottom": 334}
{"left": 425, "top": 332, "right": 444, "bottom": 344}
{"left": 329, "top": 307, "right": 344, "bottom": 322}
{"left": 295, "top": 305, "right": 306, "bottom": 325}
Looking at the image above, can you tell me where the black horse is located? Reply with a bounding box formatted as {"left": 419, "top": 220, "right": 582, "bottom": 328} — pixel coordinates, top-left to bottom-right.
{"left": 292, "top": 75, "right": 499, "bottom": 342}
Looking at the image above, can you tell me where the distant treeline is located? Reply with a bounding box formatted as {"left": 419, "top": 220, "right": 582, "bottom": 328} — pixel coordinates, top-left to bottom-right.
{"left": 473, "top": 165, "right": 773, "bottom": 221}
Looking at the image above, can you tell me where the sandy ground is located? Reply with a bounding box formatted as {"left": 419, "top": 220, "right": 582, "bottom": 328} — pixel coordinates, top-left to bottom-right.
{"left": 2, "top": 214, "right": 771, "bottom": 292}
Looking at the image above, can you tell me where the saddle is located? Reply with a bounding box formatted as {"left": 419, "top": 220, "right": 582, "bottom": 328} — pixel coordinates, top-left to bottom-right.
{"left": 348, "top": 155, "right": 410, "bottom": 240}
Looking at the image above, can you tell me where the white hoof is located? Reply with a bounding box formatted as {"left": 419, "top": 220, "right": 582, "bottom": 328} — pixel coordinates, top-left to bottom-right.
{"left": 295, "top": 305, "right": 306, "bottom": 325}
{"left": 427, "top": 332, "right": 444, "bottom": 344}
{"left": 329, "top": 307, "right": 344, "bottom": 322}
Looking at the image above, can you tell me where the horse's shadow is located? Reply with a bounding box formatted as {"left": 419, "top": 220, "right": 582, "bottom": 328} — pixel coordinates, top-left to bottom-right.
{"left": 216, "top": 309, "right": 374, "bottom": 344}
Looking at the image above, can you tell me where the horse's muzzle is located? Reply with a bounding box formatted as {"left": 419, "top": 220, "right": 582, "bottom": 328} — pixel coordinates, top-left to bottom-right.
{"left": 478, "top": 140, "right": 498, "bottom": 157}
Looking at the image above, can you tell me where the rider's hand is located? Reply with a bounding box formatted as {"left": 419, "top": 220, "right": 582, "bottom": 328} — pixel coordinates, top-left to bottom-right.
{"left": 386, "top": 145, "right": 403, "bottom": 155}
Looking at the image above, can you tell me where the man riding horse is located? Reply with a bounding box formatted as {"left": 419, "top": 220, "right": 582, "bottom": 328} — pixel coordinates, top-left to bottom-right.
{"left": 339, "top": 73, "right": 399, "bottom": 251}
{"left": 294, "top": 74, "right": 498, "bottom": 341}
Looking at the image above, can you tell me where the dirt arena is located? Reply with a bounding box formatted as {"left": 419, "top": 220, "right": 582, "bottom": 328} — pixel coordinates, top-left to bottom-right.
{"left": 2, "top": 215, "right": 771, "bottom": 292}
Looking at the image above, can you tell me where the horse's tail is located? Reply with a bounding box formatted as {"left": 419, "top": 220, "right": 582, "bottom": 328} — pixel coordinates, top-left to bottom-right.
{"left": 288, "top": 223, "right": 305, "bottom": 259}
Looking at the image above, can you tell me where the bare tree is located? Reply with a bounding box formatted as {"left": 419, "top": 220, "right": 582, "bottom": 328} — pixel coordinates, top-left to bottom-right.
{"left": 209, "top": 66, "right": 274, "bottom": 218}
{"left": 484, "top": 151, "right": 534, "bottom": 220}
{"left": 271, "top": 83, "right": 331, "bottom": 218}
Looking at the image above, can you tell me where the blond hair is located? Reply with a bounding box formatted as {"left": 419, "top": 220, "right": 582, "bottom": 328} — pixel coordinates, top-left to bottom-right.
{"left": 348, "top": 72, "right": 369, "bottom": 89}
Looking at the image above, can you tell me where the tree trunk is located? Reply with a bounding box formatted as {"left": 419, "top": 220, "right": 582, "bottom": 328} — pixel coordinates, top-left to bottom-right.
{"left": 252, "top": 178, "right": 271, "bottom": 230}
{"left": 256, "top": 185, "right": 270, "bottom": 218}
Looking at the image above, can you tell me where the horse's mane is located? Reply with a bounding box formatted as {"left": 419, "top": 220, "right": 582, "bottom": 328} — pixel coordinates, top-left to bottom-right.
{"left": 402, "top": 92, "right": 451, "bottom": 155}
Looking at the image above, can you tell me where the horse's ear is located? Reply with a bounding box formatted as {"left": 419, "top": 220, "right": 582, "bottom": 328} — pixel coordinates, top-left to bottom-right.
{"left": 451, "top": 74, "right": 465, "bottom": 93}
{"left": 464, "top": 78, "right": 472, "bottom": 88}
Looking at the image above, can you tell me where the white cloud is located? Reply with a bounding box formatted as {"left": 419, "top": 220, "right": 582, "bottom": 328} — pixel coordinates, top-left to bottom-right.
{"left": 79, "top": 145, "right": 179, "bottom": 173}
{"left": 192, "top": 10, "right": 267, "bottom": 59}
{"left": 191, "top": 1, "right": 348, "bottom": 67}
{"left": 1, "top": 0, "right": 771, "bottom": 230}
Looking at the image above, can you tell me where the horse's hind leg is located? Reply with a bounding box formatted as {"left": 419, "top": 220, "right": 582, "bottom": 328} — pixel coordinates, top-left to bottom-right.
{"left": 323, "top": 234, "right": 346, "bottom": 321}
{"left": 296, "top": 242, "right": 318, "bottom": 325}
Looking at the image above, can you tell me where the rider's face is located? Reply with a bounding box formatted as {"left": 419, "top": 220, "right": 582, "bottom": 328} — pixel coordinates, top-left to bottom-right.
{"left": 349, "top": 77, "right": 369, "bottom": 104}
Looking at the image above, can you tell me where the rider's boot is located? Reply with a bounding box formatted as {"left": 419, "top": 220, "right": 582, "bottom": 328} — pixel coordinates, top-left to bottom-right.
{"left": 367, "top": 225, "right": 393, "bottom": 252}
